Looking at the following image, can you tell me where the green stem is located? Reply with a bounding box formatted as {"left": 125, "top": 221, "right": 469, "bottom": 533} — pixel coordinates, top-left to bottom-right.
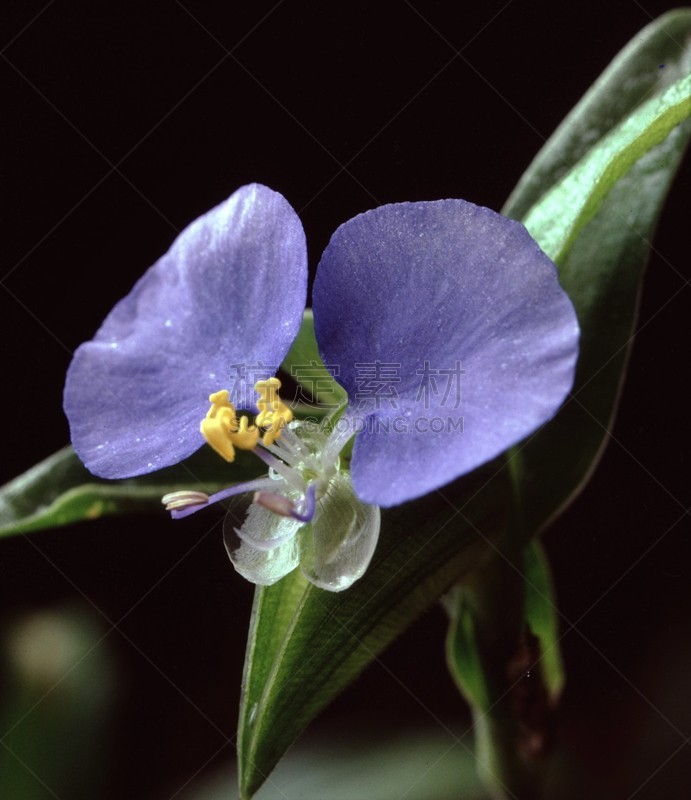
{"left": 447, "top": 547, "right": 553, "bottom": 800}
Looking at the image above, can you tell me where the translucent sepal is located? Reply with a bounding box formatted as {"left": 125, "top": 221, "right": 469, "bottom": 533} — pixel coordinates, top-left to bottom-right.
{"left": 223, "top": 502, "right": 303, "bottom": 584}
{"left": 300, "top": 472, "right": 381, "bottom": 592}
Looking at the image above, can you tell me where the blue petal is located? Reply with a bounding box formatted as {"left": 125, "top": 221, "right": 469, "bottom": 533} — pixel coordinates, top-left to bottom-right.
{"left": 313, "top": 199, "right": 579, "bottom": 506}
{"left": 64, "top": 184, "right": 307, "bottom": 478}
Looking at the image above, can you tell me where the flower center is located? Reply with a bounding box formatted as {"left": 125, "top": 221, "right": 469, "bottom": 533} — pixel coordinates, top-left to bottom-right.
{"left": 162, "top": 378, "right": 347, "bottom": 523}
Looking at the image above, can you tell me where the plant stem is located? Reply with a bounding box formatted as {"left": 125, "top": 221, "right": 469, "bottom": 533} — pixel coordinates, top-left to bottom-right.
{"left": 447, "top": 548, "right": 554, "bottom": 800}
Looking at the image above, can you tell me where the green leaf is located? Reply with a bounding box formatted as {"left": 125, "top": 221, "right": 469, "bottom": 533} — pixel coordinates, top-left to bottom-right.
{"left": 506, "top": 11, "right": 691, "bottom": 534}
{"left": 0, "top": 445, "right": 263, "bottom": 538}
{"left": 238, "top": 13, "right": 691, "bottom": 796}
{"left": 442, "top": 14, "right": 691, "bottom": 791}
{"left": 238, "top": 464, "right": 510, "bottom": 799}
{"left": 280, "top": 309, "right": 348, "bottom": 410}
{"left": 524, "top": 72, "right": 690, "bottom": 266}
{"left": 503, "top": 9, "right": 691, "bottom": 220}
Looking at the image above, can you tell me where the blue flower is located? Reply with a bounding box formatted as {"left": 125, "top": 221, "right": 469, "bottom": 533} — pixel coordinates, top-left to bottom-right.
{"left": 64, "top": 184, "right": 579, "bottom": 590}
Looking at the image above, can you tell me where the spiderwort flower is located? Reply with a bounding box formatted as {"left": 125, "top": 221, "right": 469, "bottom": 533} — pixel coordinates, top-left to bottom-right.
{"left": 64, "top": 183, "right": 579, "bottom": 592}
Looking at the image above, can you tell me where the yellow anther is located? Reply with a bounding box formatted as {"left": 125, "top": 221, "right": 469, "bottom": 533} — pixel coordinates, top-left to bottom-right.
{"left": 254, "top": 378, "right": 281, "bottom": 426}
{"left": 232, "top": 414, "right": 260, "bottom": 450}
{"left": 200, "top": 390, "right": 259, "bottom": 462}
{"left": 255, "top": 377, "right": 293, "bottom": 445}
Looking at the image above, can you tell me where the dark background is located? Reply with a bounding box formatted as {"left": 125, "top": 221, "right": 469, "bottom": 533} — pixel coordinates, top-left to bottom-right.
{"left": 1, "top": 2, "right": 689, "bottom": 798}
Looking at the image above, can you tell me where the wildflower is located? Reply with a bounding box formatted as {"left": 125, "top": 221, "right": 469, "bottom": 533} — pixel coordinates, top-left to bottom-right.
{"left": 64, "top": 184, "right": 579, "bottom": 590}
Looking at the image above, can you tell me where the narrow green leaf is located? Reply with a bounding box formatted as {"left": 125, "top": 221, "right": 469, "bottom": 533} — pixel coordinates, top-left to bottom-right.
{"left": 280, "top": 309, "right": 348, "bottom": 410}
{"left": 444, "top": 13, "right": 691, "bottom": 791}
{"left": 512, "top": 56, "right": 691, "bottom": 533}
{"left": 239, "top": 567, "right": 309, "bottom": 791}
{"left": 504, "top": 9, "right": 691, "bottom": 220}
{"left": 524, "top": 73, "right": 690, "bottom": 265}
{"left": 239, "top": 14, "right": 691, "bottom": 796}
{"left": 238, "top": 464, "right": 510, "bottom": 799}
{"left": 0, "top": 446, "right": 262, "bottom": 538}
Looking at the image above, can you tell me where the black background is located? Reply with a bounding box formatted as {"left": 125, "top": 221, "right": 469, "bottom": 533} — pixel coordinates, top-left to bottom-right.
{"left": 1, "top": 1, "right": 690, "bottom": 798}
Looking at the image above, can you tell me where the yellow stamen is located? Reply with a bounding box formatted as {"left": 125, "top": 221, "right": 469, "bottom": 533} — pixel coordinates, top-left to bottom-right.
{"left": 200, "top": 389, "right": 259, "bottom": 461}
{"left": 255, "top": 377, "right": 293, "bottom": 445}
{"left": 233, "top": 414, "right": 261, "bottom": 449}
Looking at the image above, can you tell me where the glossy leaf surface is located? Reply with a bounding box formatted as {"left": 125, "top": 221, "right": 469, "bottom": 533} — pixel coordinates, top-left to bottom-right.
{"left": 238, "top": 13, "right": 691, "bottom": 796}
{"left": 507, "top": 11, "right": 691, "bottom": 534}
{"left": 239, "top": 466, "right": 508, "bottom": 798}
{"left": 0, "top": 446, "right": 262, "bottom": 539}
